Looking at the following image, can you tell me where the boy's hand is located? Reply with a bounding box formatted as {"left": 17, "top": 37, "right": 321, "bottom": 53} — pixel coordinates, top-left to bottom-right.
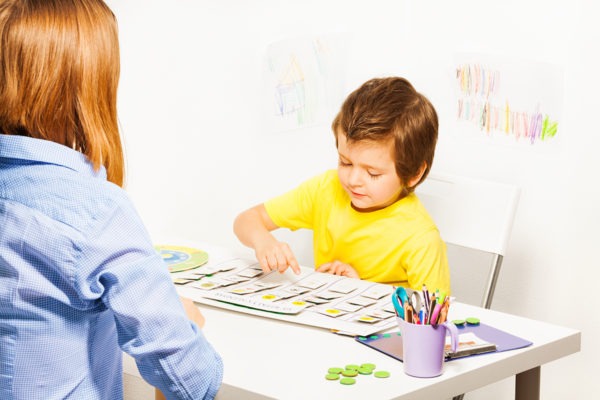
{"left": 316, "top": 260, "right": 359, "bottom": 279}
{"left": 255, "top": 240, "right": 301, "bottom": 275}
{"left": 234, "top": 204, "right": 301, "bottom": 275}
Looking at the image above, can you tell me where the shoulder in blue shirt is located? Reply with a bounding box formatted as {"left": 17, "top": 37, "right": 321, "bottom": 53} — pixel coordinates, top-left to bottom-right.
{"left": 0, "top": 134, "right": 223, "bottom": 400}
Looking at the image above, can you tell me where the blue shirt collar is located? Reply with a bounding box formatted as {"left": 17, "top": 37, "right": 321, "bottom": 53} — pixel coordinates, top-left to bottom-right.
{"left": 0, "top": 133, "right": 107, "bottom": 180}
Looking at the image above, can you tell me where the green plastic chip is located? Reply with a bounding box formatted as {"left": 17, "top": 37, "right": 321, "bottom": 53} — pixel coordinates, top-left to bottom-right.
{"left": 452, "top": 319, "right": 466, "bottom": 326}
{"left": 361, "top": 363, "right": 376, "bottom": 370}
{"left": 358, "top": 367, "right": 373, "bottom": 375}
{"left": 341, "top": 369, "right": 358, "bottom": 377}
{"left": 328, "top": 367, "right": 343, "bottom": 374}
{"left": 340, "top": 377, "right": 356, "bottom": 385}
{"left": 466, "top": 317, "right": 480, "bottom": 325}
{"left": 374, "top": 370, "right": 390, "bottom": 378}
{"left": 325, "top": 373, "right": 340, "bottom": 380}
{"left": 345, "top": 364, "right": 360, "bottom": 371}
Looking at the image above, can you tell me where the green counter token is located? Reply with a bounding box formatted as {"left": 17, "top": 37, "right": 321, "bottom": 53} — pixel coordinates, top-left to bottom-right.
{"left": 374, "top": 370, "right": 390, "bottom": 378}
{"left": 325, "top": 373, "right": 340, "bottom": 381}
{"left": 452, "top": 319, "right": 466, "bottom": 326}
{"left": 466, "top": 317, "right": 480, "bottom": 325}
{"left": 345, "top": 364, "right": 360, "bottom": 371}
{"left": 358, "top": 367, "right": 373, "bottom": 375}
{"left": 341, "top": 369, "right": 358, "bottom": 377}
{"left": 328, "top": 367, "right": 343, "bottom": 374}
{"left": 340, "top": 377, "right": 356, "bottom": 385}
{"left": 360, "top": 363, "right": 376, "bottom": 370}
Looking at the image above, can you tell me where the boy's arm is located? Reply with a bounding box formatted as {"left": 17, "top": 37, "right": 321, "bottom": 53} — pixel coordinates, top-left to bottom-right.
{"left": 233, "top": 204, "right": 300, "bottom": 274}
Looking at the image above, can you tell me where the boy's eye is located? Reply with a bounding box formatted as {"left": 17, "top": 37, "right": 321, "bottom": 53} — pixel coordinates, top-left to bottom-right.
{"left": 338, "top": 159, "right": 351, "bottom": 166}
{"left": 368, "top": 172, "right": 382, "bottom": 179}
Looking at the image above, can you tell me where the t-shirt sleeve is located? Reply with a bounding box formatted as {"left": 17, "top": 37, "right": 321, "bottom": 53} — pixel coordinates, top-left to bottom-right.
{"left": 404, "top": 227, "right": 451, "bottom": 295}
{"left": 264, "top": 172, "right": 329, "bottom": 230}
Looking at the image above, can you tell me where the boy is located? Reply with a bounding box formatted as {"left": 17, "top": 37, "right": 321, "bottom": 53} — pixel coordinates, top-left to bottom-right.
{"left": 234, "top": 77, "right": 450, "bottom": 293}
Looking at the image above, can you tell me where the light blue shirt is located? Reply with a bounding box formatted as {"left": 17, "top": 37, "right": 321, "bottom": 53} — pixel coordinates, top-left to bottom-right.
{"left": 0, "top": 134, "right": 223, "bottom": 399}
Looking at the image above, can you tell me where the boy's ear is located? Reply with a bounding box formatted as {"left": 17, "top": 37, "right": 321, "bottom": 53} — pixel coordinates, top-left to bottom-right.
{"left": 407, "top": 163, "right": 427, "bottom": 188}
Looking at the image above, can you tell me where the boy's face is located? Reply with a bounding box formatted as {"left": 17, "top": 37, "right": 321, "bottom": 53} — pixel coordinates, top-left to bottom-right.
{"left": 336, "top": 132, "right": 404, "bottom": 211}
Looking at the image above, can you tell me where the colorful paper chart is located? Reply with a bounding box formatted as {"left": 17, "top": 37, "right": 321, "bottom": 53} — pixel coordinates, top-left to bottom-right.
{"left": 154, "top": 245, "right": 209, "bottom": 273}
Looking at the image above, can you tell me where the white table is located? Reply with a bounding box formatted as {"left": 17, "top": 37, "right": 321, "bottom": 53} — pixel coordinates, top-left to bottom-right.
{"left": 188, "top": 300, "right": 579, "bottom": 400}
{"left": 123, "top": 244, "right": 580, "bottom": 399}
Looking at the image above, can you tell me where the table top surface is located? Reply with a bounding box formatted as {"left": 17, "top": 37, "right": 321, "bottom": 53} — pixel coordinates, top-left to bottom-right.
{"left": 127, "top": 243, "right": 580, "bottom": 400}
{"left": 193, "top": 293, "right": 579, "bottom": 400}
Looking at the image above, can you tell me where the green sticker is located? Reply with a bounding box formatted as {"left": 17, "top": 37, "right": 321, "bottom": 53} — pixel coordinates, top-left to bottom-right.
{"left": 340, "top": 377, "right": 356, "bottom": 385}
{"left": 374, "top": 370, "right": 390, "bottom": 378}
{"left": 325, "top": 373, "right": 340, "bottom": 380}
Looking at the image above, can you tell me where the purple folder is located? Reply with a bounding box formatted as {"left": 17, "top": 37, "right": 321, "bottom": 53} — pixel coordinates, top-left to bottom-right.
{"left": 356, "top": 323, "right": 533, "bottom": 362}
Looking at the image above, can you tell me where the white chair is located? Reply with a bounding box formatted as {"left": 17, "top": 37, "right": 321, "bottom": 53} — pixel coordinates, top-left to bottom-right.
{"left": 415, "top": 173, "right": 520, "bottom": 309}
{"left": 416, "top": 173, "right": 520, "bottom": 400}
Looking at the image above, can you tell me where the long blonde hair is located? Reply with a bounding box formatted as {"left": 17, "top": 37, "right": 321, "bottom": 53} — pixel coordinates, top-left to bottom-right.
{"left": 0, "top": 0, "right": 124, "bottom": 186}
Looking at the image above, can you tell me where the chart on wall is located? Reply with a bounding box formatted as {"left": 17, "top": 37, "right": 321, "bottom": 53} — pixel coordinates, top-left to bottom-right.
{"left": 262, "top": 34, "right": 348, "bottom": 133}
{"left": 453, "top": 53, "right": 564, "bottom": 146}
{"left": 173, "top": 257, "right": 397, "bottom": 337}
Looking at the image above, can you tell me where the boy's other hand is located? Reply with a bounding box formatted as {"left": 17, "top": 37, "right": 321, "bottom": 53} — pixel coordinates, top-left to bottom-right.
{"left": 316, "top": 260, "right": 359, "bottom": 279}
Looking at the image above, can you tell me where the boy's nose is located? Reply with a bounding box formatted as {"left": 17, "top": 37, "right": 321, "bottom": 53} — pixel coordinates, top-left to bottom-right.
{"left": 347, "top": 168, "right": 363, "bottom": 187}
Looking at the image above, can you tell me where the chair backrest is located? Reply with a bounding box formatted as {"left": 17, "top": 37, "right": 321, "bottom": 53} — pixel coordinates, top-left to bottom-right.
{"left": 415, "top": 173, "right": 520, "bottom": 308}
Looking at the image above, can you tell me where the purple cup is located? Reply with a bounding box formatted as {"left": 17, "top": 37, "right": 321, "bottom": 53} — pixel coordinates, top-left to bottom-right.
{"left": 397, "top": 317, "right": 459, "bottom": 378}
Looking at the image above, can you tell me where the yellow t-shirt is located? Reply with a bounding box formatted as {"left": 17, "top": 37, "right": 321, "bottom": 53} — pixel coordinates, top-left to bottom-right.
{"left": 264, "top": 170, "right": 451, "bottom": 293}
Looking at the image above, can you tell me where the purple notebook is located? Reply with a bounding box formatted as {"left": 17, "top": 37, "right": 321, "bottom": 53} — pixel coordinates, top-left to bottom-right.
{"left": 356, "top": 323, "right": 533, "bottom": 362}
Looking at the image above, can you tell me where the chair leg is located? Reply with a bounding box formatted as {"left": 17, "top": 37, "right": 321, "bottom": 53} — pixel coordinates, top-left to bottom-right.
{"left": 482, "top": 254, "right": 504, "bottom": 309}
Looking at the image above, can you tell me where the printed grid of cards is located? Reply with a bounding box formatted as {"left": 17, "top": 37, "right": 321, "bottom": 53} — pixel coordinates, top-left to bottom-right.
{"left": 172, "top": 258, "right": 397, "bottom": 325}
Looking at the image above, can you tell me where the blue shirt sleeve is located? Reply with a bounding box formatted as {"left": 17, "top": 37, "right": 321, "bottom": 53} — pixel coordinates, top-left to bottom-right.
{"left": 74, "top": 192, "right": 223, "bottom": 399}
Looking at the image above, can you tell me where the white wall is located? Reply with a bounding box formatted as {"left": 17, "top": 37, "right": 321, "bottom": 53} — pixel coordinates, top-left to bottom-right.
{"left": 107, "top": 1, "right": 597, "bottom": 398}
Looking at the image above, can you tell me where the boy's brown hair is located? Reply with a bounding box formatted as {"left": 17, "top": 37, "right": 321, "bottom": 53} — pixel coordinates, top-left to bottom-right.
{"left": 332, "top": 77, "right": 438, "bottom": 193}
{"left": 0, "top": 0, "right": 124, "bottom": 187}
